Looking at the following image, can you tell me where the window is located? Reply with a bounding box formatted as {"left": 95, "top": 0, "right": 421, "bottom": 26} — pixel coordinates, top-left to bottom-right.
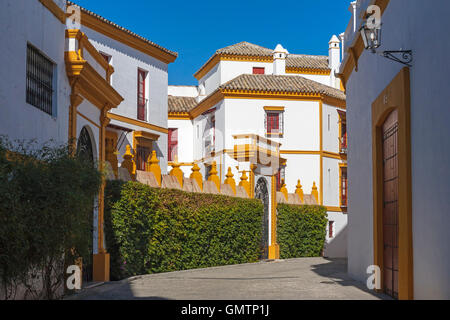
{"left": 26, "top": 44, "right": 55, "bottom": 115}
{"left": 328, "top": 221, "right": 334, "bottom": 238}
{"left": 265, "top": 112, "right": 284, "bottom": 135}
{"left": 137, "top": 69, "right": 147, "bottom": 121}
{"left": 340, "top": 166, "right": 348, "bottom": 207}
{"left": 253, "top": 67, "right": 265, "bottom": 74}
{"left": 276, "top": 167, "right": 286, "bottom": 191}
{"left": 136, "top": 145, "right": 150, "bottom": 171}
{"left": 338, "top": 110, "right": 347, "bottom": 153}
{"left": 168, "top": 128, "right": 178, "bottom": 162}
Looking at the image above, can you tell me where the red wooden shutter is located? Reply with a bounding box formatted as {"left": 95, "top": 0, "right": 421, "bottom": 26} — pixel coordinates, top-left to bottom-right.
{"left": 168, "top": 128, "right": 178, "bottom": 162}
{"left": 341, "top": 167, "right": 347, "bottom": 206}
{"left": 267, "top": 113, "right": 279, "bottom": 133}
{"left": 137, "top": 70, "right": 146, "bottom": 120}
{"left": 253, "top": 67, "right": 265, "bottom": 74}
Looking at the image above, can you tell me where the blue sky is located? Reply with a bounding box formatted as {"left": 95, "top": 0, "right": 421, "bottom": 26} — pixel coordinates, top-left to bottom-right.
{"left": 73, "top": 0, "right": 352, "bottom": 85}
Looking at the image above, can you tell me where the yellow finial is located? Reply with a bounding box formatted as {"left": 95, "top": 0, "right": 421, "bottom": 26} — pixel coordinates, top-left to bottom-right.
{"left": 311, "top": 181, "right": 319, "bottom": 203}
{"left": 295, "top": 179, "right": 304, "bottom": 203}
{"left": 148, "top": 150, "right": 161, "bottom": 186}
{"left": 239, "top": 170, "right": 251, "bottom": 197}
{"left": 190, "top": 163, "right": 203, "bottom": 190}
{"left": 208, "top": 161, "right": 220, "bottom": 191}
{"left": 169, "top": 157, "right": 184, "bottom": 188}
{"left": 121, "top": 145, "right": 135, "bottom": 180}
{"left": 224, "top": 167, "right": 236, "bottom": 195}
{"left": 280, "top": 178, "right": 288, "bottom": 200}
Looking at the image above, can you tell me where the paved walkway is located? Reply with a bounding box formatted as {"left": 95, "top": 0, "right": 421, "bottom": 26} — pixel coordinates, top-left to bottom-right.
{"left": 66, "top": 258, "right": 388, "bottom": 300}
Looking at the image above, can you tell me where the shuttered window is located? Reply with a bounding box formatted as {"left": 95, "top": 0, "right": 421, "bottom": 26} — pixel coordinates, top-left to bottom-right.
{"left": 137, "top": 69, "right": 146, "bottom": 121}
{"left": 26, "top": 44, "right": 54, "bottom": 115}
{"left": 168, "top": 128, "right": 178, "bottom": 162}
{"left": 266, "top": 113, "right": 280, "bottom": 133}
{"left": 329, "top": 221, "right": 334, "bottom": 238}
{"left": 253, "top": 67, "right": 265, "bottom": 74}
{"left": 340, "top": 167, "right": 348, "bottom": 207}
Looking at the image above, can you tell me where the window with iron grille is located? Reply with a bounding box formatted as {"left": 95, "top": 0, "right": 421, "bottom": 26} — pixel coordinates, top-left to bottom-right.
{"left": 265, "top": 112, "right": 284, "bottom": 136}
{"left": 136, "top": 145, "right": 150, "bottom": 171}
{"left": 168, "top": 128, "right": 178, "bottom": 162}
{"left": 26, "top": 44, "right": 55, "bottom": 115}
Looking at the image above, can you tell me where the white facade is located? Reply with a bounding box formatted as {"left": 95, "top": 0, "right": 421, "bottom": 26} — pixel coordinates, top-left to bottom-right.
{"left": 168, "top": 39, "right": 347, "bottom": 258}
{"left": 342, "top": 0, "right": 450, "bottom": 299}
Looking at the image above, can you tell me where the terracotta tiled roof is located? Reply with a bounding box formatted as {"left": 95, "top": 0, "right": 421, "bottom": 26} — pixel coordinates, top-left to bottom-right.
{"left": 168, "top": 96, "right": 198, "bottom": 113}
{"left": 195, "top": 42, "right": 331, "bottom": 77}
{"left": 216, "top": 42, "right": 273, "bottom": 57}
{"left": 67, "top": 1, "right": 177, "bottom": 59}
{"left": 219, "top": 74, "right": 346, "bottom": 101}
{"left": 287, "top": 54, "right": 330, "bottom": 70}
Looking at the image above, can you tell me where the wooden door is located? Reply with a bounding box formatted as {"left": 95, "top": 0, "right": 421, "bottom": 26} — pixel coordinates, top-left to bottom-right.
{"left": 382, "top": 109, "right": 399, "bottom": 299}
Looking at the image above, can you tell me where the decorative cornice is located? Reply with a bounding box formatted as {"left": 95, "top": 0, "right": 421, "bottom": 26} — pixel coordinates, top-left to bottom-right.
{"left": 194, "top": 54, "right": 273, "bottom": 80}
{"left": 286, "top": 67, "right": 331, "bottom": 76}
{"left": 77, "top": 8, "right": 177, "bottom": 64}
{"left": 168, "top": 112, "right": 192, "bottom": 120}
{"left": 39, "top": 0, "right": 66, "bottom": 23}
{"left": 107, "top": 112, "right": 169, "bottom": 134}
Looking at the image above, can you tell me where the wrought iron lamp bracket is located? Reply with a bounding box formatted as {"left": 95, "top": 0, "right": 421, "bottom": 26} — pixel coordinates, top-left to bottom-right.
{"left": 378, "top": 50, "right": 413, "bottom": 67}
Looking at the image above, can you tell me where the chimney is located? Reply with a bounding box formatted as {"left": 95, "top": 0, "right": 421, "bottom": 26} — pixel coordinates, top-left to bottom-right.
{"left": 328, "top": 35, "right": 341, "bottom": 88}
{"left": 273, "top": 44, "right": 289, "bottom": 75}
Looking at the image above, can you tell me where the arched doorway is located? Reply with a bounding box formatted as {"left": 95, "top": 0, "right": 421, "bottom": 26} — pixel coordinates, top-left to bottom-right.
{"left": 76, "top": 126, "right": 95, "bottom": 283}
{"left": 255, "top": 177, "right": 270, "bottom": 260}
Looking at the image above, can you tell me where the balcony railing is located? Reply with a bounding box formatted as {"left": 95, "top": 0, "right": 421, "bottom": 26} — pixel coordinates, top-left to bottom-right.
{"left": 137, "top": 98, "right": 148, "bottom": 121}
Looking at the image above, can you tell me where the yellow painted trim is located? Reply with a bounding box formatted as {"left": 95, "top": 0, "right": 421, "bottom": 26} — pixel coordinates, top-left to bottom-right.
{"left": 194, "top": 54, "right": 272, "bottom": 80}
{"left": 76, "top": 7, "right": 177, "bottom": 64}
{"left": 107, "top": 112, "right": 169, "bottom": 134}
{"left": 168, "top": 161, "right": 194, "bottom": 167}
{"left": 268, "top": 174, "right": 280, "bottom": 260}
{"left": 286, "top": 67, "right": 331, "bottom": 75}
{"left": 372, "top": 67, "right": 413, "bottom": 300}
{"left": 134, "top": 130, "right": 160, "bottom": 141}
{"left": 39, "top": 0, "right": 66, "bottom": 23}
{"left": 168, "top": 112, "right": 191, "bottom": 120}
{"left": 326, "top": 206, "right": 347, "bottom": 213}
{"left": 263, "top": 106, "right": 285, "bottom": 111}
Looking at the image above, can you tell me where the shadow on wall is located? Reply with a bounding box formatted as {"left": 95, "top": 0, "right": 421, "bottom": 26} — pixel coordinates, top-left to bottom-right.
{"left": 310, "top": 258, "right": 390, "bottom": 300}
{"left": 324, "top": 225, "right": 347, "bottom": 259}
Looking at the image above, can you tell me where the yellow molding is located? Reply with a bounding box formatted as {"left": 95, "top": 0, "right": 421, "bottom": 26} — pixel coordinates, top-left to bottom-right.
{"left": 286, "top": 67, "right": 331, "bottom": 75}
{"left": 134, "top": 130, "right": 160, "bottom": 141}
{"left": 39, "top": 0, "right": 66, "bottom": 23}
{"left": 194, "top": 54, "right": 272, "bottom": 80}
{"left": 78, "top": 8, "right": 177, "bottom": 64}
{"left": 326, "top": 206, "right": 347, "bottom": 213}
{"left": 168, "top": 112, "right": 192, "bottom": 120}
{"left": 107, "top": 112, "right": 169, "bottom": 134}
{"left": 264, "top": 106, "right": 285, "bottom": 111}
{"left": 168, "top": 162, "right": 194, "bottom": 167}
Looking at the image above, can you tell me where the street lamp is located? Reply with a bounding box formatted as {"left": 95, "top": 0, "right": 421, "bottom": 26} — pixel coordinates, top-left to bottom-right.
{"left": 359, "top": 22, "right": 413, "bottom": 67}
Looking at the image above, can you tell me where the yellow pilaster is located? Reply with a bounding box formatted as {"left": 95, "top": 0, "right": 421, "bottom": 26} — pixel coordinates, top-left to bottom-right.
{"left": 268, "top": 175, "right": 280, "bottom": 259}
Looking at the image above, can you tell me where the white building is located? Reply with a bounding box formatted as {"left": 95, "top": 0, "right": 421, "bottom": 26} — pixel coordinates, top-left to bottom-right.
{"left": 168, "top": 40, "right": 348, "bottom": 258}
{"left": 0, "top": 0, "right": 176, "bottom": 282}
{"left": 340, "top": 0, "right": 450, "bottom": 299}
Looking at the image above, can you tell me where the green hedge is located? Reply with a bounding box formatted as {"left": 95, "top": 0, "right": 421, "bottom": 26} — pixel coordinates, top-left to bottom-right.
{"left": 104, "top": 181, "right": 263, "bottom": 280}
{"left": 277, "top": 203, "right": 328, "bottom": 259}
{"left": 0, "top": 137, "right": 102, "bottom": 299}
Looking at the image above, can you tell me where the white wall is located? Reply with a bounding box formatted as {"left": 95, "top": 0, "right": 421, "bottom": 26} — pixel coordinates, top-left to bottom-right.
{"left": 168, "top": 85, "right": 198, "bottom": 97}
{"left": 168, "top": 118, "right": 194, "bottom": 163}
{"left": 0, "top": 0, "right": 70, "bottom": 145}
{"left": 345, "top": 0, "right": 450, "bottom": 299}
